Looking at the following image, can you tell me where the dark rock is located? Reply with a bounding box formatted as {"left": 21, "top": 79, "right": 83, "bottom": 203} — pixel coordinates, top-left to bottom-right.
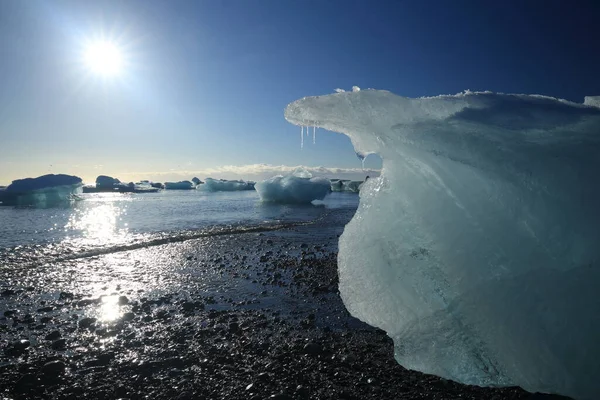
{"left": 303, "top": 342, "right": 323, "bottom": 356}
{"left": 42, "top": 360, "right": 66, "bottom": 376}
{"left": 257, "top": 372, "right": 270, "bottom": 382}
{"left": 59, "top": 291, "right": 74, "bottom": 300}
{"left": 52, "top": 339, "right": 67, "bottom": 350}
{"left": 14, "top": 339, "right": 31, "bottom": 351}
{"left": 1, "top": 289, "right": 15, "bottom": 296}
{"left": 181, "top": 301, "right": 203, "bottom": 311}
{"left": 229, "top": 322, "right": 240, "bottom": 333}
{"left": 45, "top": 330, "right": 61, "bottom": 340}
{"left": 4, "top": 339, "right": 30, "bottom": 357}
{"left": 295, "top": 385, "right": 310, "bottom": 399}
{"left": 78, "top": 317, "right": 96, "bottom": 329}
{"left": 77, "top": 298, "right": 99, "bottom": 307}
{"left": 97, "top": 352, "right": 115, "bottom": 365}
{"left": 15, "top": 373, "right": 37, "bottom": 389}
{"left": 339, "top": 390, "right": 359, "bottom": 400}
{"left": 268, "top": 394, "right": 293, "bottom": 400}
{"left": 122, "top": 312, "right": 135, "bottom": 321}
{"left": 37, "top": 306, "right": 54, "bottom": 312}
{"left": 118, "top": 295, "right": 129, "bottom": 305}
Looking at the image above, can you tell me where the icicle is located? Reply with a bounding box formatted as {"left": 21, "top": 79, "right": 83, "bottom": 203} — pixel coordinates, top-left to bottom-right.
{"left": 300, "top": 126, "right": 304, "bottom": 149}
{"left": 312, "top": 126, "right": 316, "bottom": 144}
{"left": 356, "top": 152, "right": 366, "bottom": 170}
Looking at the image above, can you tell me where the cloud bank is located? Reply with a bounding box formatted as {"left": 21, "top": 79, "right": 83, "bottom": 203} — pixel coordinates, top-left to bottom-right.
{"left": 117, "top": 164, "right": 380, "bottom": 183}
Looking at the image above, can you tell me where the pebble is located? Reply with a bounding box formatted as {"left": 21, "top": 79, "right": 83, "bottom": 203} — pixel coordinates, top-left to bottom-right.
{"left": 45, "top": 330, "right": 61, "bottom": 341}
{"left": 78, "top": 317, "right": 96, "bottom": 329}
{"left": 303, "top": 342, "right": 323, "bottom": 356}
{"left": 42, "top": 360, "right": 66, "bottom": 376}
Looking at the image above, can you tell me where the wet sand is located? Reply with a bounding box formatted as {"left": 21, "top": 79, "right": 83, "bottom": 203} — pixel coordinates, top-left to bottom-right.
{"left": 1, "top": 213, "right": 569, "bottom": 399}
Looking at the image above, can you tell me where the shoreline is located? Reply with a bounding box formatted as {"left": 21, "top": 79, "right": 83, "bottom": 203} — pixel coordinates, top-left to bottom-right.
{"left": 1, "top": 224, "right": 569, "bottom": 399}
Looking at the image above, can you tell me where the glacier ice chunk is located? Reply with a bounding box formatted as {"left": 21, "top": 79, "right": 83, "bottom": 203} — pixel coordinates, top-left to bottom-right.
{"left": 96, "top": 175, "right": 122, "bottom": 188}
{"left": 0, "top": 174, "right": 82, "bottom": 206}
{"left": 330, "top": 179, "right": 363, "bottom": 193}
{"left": 197, "top": 178, "right": 255, "bottom": 192}
{"left": 285, "top": 89, "right": 600, "bottom": 400}
{"left": 164, "top": 181, "right": 195, "bottom": 190}
{"left": 255, "top": 168, "right": 330, "bottom": 204}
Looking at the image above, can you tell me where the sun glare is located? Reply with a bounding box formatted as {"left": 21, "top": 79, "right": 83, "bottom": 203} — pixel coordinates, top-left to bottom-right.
{"left": 84, "top": 40, "right": 123, "bottom": 76}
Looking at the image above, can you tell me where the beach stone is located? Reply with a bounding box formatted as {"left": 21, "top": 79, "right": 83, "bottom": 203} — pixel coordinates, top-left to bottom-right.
{"left": 228, "top": 322, "right": 240, "bottom": 333}
{"left": 118, "top": 295, "right": 129, "bottom": 305}
{"left": 295, "top": 385, "right": 310, "bottom": 399}
{"left": 303, "top": 342, "right": 322, "bottom": 356}
{"left": 268, "top": 394, "right": 293, "bottom": 400}
{"left": 42, "top": 360, "right": 66, "bottom": 376}
{"left": 45, "top": 330, "right": 61, "bottom": 340}
{"left": 78, "top": 317, "right": 96, "bottom": 329}
{"left": 52, "top": 339, "right": 67, "bottom": 350}
{"left": 59, "top": 291, "right": 74, "bottom": 300}
{"left": 15, "top": 373, "right": 37, "bottom": 390}
{"left": 122, "top": 312, "right": 135, "bottom": 321}
{"left": 14, "top": 339, "right": 31, "bottom": 351}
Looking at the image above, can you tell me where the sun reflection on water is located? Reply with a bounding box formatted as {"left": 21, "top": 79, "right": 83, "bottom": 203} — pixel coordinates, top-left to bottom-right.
{"left": 99, "top": 295, "right": 122, "bottom": 322}
{"left": 65, "top": 196, "right": 130, "bottom": 246}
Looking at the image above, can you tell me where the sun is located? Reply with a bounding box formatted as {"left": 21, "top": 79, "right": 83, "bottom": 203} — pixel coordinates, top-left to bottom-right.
{"left": 84, "top": 40, "right": 123, "bottom": 76}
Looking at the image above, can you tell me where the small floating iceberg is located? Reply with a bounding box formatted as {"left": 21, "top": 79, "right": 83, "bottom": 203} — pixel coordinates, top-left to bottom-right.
{"left": 0, "top": 174, "right": 83, "bottom": 206}
{"left": 330, "top": 179, "right": 364, "bottom": 193}
{"left": 83, "top": 176, "right": 160, "bottom": 193}
{"left": 197, "top": 178, "right": 255, "bottom": 192}
{"left": 164, "top": 181, "right": 195, "bottom": 190}
{"left": 255, "top": 168, "right": 330, "bottom": 204}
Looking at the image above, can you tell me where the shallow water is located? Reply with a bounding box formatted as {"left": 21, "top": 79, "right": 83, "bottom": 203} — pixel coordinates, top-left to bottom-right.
{"left": 0, "top": 190, "right": 358, "bottom": 266}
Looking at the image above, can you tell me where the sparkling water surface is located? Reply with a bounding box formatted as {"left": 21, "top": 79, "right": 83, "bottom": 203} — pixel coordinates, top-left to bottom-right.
{"left": 0, "top": 190, "right": 358, "bottom": 265}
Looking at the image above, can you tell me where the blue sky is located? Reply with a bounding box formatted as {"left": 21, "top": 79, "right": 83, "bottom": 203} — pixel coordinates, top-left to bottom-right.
{"left": 1, "top": 0, "right": 598, "bottom": 184}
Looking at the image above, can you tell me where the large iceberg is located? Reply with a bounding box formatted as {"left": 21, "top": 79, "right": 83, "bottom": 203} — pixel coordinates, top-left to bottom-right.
{"left": 255, "top": 168, "right": 330, "bottom": 204}
{"left": 285, "top": 89, "right": 600, "bottom": 399}
{"left": 0, "top": 174, "right": 82, "bottom": 206}
{"left": 197, "top": 178, "right": 255, "bottom": 192}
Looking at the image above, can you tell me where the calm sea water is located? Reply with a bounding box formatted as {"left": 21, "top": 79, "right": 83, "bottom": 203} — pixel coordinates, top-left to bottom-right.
{"left": 0, "top": 190, "right": 358, "bottom": 266}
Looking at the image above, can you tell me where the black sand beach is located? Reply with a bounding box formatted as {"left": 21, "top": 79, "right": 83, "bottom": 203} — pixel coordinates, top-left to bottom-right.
{"left": 0, "top": 210, "right": 569, "bottom": 399}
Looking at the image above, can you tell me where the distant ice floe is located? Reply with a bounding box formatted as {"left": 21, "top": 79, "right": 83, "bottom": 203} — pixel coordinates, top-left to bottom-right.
{"left": 286, "top": 88, "right": 600, "bottom": 400}
{"left": 330, "top": 179, "right": 364, "bottom": 193}
{"left": 255, "top": 168, "right": 330, "bottom": 204}
{"left": 83, "top": 176, "right": 160, "bottom": 193}
{"left": 164, "top": 181, "right": 195, "bottom": 190}
{"left": 0, "top": 174, "right": 82, "bottom": 206}
{"left": 197, "top": 178, "right": 255, "bottom": 192}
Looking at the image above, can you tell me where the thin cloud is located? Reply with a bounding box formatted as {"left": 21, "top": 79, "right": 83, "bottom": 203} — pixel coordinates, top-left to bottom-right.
{"left": 117, "top": 164, "right": 380, "bottom": 182}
